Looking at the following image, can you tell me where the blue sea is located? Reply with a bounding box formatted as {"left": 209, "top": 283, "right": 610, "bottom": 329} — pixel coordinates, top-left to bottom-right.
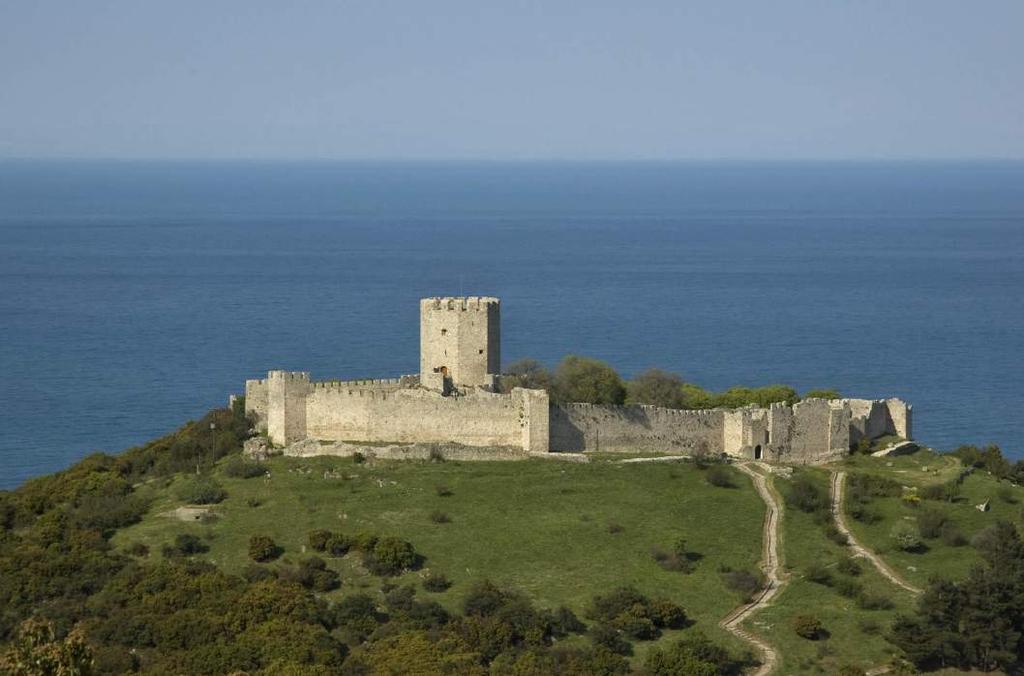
{"left": 1, "top": 160, "right": 1022, "bottom": 489}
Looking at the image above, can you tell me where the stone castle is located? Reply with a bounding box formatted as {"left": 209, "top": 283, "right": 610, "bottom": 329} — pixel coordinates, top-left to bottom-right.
{"left": 243, "top": 297, "right": 912, "bottom": 464}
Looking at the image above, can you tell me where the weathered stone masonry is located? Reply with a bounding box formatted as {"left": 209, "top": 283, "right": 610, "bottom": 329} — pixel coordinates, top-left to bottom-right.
{"left": 242, "top": 296, "right": 912, "bottom": 464}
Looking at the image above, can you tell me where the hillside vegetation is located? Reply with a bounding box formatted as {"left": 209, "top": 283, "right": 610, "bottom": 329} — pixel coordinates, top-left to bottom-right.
{"left": 3, "top": 400, "right": 1024, "bottom": 674}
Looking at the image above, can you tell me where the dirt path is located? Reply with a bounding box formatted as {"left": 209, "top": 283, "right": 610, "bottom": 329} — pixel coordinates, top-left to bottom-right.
{"left": 721, "top": 462, "right": 787, "bottom": 676}
{"left": 830, "top": 470, "right": 922, "bottom": 595}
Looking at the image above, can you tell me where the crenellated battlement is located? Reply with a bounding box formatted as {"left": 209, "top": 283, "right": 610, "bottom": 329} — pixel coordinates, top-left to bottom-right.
{"left": 267, "top": 370, "right": 311, "bottom": 382}
{"left": 422, "top": 296, "right": 500, "bottom": 311}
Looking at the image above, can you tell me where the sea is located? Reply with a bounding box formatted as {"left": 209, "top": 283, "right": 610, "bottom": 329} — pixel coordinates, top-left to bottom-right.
{"left": 1, "top": 160, "right": 1022, "bottom": 490}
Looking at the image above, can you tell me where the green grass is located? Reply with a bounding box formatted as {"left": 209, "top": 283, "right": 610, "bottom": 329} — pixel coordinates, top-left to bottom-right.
{"left": 754, "top": 468, "right": 917, "bottom": 675}
{"left": 840, "top": 453, "right": 1024, "bottom": 587}
{"left": 114, "top": 456, "right": 765, "bottom": 662}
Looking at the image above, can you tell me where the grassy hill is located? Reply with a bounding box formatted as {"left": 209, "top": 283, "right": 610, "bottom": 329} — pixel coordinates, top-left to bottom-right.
{"left": 114, "top": 456, "right": 765, "bottom": 662}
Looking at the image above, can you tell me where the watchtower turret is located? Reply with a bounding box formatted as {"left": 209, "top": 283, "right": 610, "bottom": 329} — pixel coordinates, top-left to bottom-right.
{"left": 420, "top": 296, "right": 500, "bottom": 391}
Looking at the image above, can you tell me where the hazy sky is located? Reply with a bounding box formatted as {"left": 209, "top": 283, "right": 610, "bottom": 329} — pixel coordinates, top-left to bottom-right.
{"left": 1, "top": 1, "right": 1021, "bottom": 160}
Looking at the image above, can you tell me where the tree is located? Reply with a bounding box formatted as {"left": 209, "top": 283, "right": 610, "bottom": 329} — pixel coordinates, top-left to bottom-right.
{"left": 501, "top": 359, "right": 551, "bottom": 392}
{"left": 0, "top": 618, "right": 94, "bottom": 676}
{"left": 551, "top": 355, "right": 626, "bottom": 405}
{"left": 792, "top": 614, "right": 825, "bottom": 640}
{"left": 626, "top": 369, "right": 687, "bottom": 409}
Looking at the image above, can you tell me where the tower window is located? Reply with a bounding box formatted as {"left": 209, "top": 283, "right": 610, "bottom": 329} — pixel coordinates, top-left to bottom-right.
{"left": 478, "top": 349, "right": 484, "bottom": 354}
{"left": 441, "top": 329, "right": 447, "bottom": 336}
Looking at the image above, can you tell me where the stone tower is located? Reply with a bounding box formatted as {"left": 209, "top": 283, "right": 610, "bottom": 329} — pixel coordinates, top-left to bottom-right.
{"left": 420, "top": 296, "right": 500, "bottom": 390}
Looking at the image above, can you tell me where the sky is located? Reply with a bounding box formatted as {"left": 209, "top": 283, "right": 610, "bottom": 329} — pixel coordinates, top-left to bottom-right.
{"left": 0, "top": 1, "right": 1021, "bottom": 160}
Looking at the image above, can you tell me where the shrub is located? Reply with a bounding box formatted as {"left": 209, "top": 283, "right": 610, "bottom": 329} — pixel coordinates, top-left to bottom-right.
{"left": 364, "top": 536, "right": 418, "bottom": 576}
{"left": 422, "top": 572, "right": 451, "bottom": 592}
{"left": 428, "top": 447, "right": 445, "bottom": 463}
{"left": 847, "top": 473, "right": 902, "bottom": 501}
{"left": 280, "top": 556, "right": 340, "bottom": 592}
{"left": 705, "top": 464, "right": 735, "bottom": 488}
{"left": 836, "top": 557, "right": 862, "bottom": 577}
{"left": 352, "top": 452, "right": 365, "bottom": 464}
{"left": 792, "top": 614, "right": 825, "bottom": 640}
{"left": 940, "top": 521, "right": 968, "bottom": 547}
{"left": 723, "top": 569, "right": 762, "bottom": 601}
{"left": 326, "top": 534, "right": 352, "bottom": 557}
{"left": 308, "top": 529, "right": 333, "bottom": 552}
{"left": 590, "top": 624, "right": 632, "bottom": 655}
{"left": 248, "top": 535, "right": 280, "bottom": 562}
{"left": 891, "top": 522, "right": 923, "bottom": 552}
{"left": 221, "top": 456, "right": 264, "bottom": 479}
{"left": 786, "top": 475, "right": 828, "bottom": 514}
{"left": 998, "top": 485, "right": 1018, "bottom": 504}
{"left": 241, "top": 563, "right": 277, "bottom": 582}
{"left": 549, "top": 606, "right": 587, "bottom": 636}
{"left": 352, "top": 531, "right": 379, "bottom": 552}
{"left": 245, "top": 497, "right": 261, "bottom": 508}
{"left": 848, "top": 503, "right": 881, "bottom": 524}
{"left": 921, "top": 481, "right": 959, "bottom": 502}
{"left": 805, "top": 563, "right": 832, "bottom": 586}
{"left": 174, "top": 533, "right": 209, "bottom": 555}
{"left": 833, "top": 577, "right": 862, "bottom": 599}
{"left": 804, "top": 388, "right": 841, "bottom": 400}
{"left": 176, "top": 476, "right": 227, "bottom": 505}
{"left": 917, "top": 509, "right": 947, "bottom": 539}
{"left": 435, "top": 485, "right": 453, "bottom": 498}
{"left": 125, "top": 542, "right": 149, "bottom": 557}
{"left": 823, "top": 523, "right": 848, "bottom": 545}
{"left": 652, "top": 547, "right": 694, "bottom": 573}
{"left": 429, "top": 510, "right": 451, "bottom": 524}
{"left": 856, "top": 592, "right": 894, "bottom": 611}
{"left": 607, "top": 522, "right": 624, "bottom": 534}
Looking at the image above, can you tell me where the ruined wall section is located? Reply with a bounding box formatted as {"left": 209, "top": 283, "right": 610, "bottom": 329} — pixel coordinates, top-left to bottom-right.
{"left": 886, "top": 398, "right": 912, "bottom": 440}
{"left": 782, "top": 399, "right": 850, "bottom": 464}
{"left": 550, "top": 404, "right": 725, "bottom": 454}
{"left": 244, "top": 379, "right": 268, "bottom": 432}
{"left": 420, "top": 297, "right": 500, "bottom": 388}
{"left": 845, "top": 398, "right": 914, "bottom": 445}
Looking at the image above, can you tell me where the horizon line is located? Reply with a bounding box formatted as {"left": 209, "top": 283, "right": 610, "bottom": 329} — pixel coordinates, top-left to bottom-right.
{"left": 2, "top": 155, "right": 1024, "bottom": 164}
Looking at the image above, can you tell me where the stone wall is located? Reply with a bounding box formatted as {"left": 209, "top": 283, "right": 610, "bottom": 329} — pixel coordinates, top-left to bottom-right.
{"left": 247, "top": 370, "right": 550, "bottom": 452}
{"left": 549, "top": 404, "right": 724, "bottom": 454}
{"left": 244, "top": 379, "right": 268, "bottom": 433}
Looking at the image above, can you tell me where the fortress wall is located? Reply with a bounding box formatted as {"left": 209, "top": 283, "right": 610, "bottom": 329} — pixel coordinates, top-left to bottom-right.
{"left": 304, "top": 387, "right": 534, "bottom": 449}
{"left": 267, "top": 371, "right": 311, "bottom": 446}
{"left": 311, "top": 378, "right": 407, "bottom": 392}
{"left": 549, "top": 404, "right": 724, "bottom": 453}
{"left": 785, "top": 399, "right": 850, "bottom": 464}
{"left": 244, "top": 379, "right": 268, "bottom": 432}
{"left": 724, "top": 410, "right": 770, "bottom": 460}
{"left": 519, "top": 389, "right": 550, "bottom": 453}
{"left": 886, "top": 398, "right": 912, "bottom": 439}
{"left": 767, "top": 403, "right": 794, "bottom": 462}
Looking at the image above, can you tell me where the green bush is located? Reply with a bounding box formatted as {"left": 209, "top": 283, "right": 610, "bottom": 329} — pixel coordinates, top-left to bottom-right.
{"left": 280, "top": 556, "right": 340, "bottom": 592}
{"left": 422, "top": 572, "right": 451, "bottom": 592}
{"left": 308, "top": 529, "right": 333, "bottom": 552}
{"left": 891, "top": 522, "right": 923, "bottom": 552}
{"left": 835, "top": 557, "right": 862, "bottom": 577}
{"left": 940, "top": 521, "right": 968, "bottom": 547}
{"left": 792, "top": 614, "right": 825, "bottom": 640}
{"left": 429, "top": 510, "right": 451, "bottom": 524}
{"left": 723, "top": 569, "right": 762, "bottom": 601}
{"left": 786, "top": 475, "right": 828, "bottom": 514}
{"left": 499, "top": 358, "right": 552, "bottom": 393}
{"left": 705, "top": 464, "right": 735, "bottom": 488}
{"left": 590, "top": 623, "right": 632, "bottom": 655}
{"left": 805, "top": 563, "right": 832, "bottom": 586}
{"left": 803, "top": 388, "right": 841, "bottom": 400}
{"left": 221, "top": 456, "right": 264, "bottom": 479}
{"left": 176, "top": 476, "right": 227, "bottom": 505}
{"left": 917, "top": 509, "right": 947, "bottom": 539}
{"left": 833, "top": 576, "right": 862, "bottom": 599}
{"left": 364, "top": 536, "right": 418, "bottom": 576}
{"left": 326, "top": 534, "right": 352, "bottom": 557}
{"left": 248, "top": 535, "right": 280, "bottom": 562}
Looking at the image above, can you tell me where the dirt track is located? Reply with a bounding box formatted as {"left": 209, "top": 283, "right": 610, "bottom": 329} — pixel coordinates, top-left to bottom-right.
{"left": 830, "top": 470, "right": 922, "bottom": 595}
{"left": 721, "top": 463, "right": 786, "bottom": 676}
